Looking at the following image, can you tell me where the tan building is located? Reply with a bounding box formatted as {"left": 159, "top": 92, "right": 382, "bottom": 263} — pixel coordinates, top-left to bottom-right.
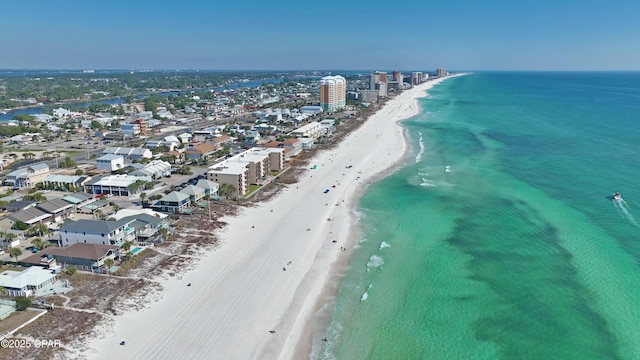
{"left": 207, "top": 147, "right": 285, "bottom": 197}
{"left": 319, "top": 75, "right": 346, "bottom": 112}
{"left": 5, "top": 163, "right": 49, "bottom": 188}
{"left": 207, "top": 162, "right": 249, "bottom": 198}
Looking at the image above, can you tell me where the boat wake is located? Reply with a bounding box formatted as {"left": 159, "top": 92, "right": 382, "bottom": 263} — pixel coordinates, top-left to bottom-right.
{"left": 613, "top": 199, "right": 639, "bottom": 227}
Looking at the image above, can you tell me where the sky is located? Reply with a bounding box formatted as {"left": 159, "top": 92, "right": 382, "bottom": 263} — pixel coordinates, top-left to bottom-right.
{"left": 1, "top": 0, "right": 639, "bottom": 71}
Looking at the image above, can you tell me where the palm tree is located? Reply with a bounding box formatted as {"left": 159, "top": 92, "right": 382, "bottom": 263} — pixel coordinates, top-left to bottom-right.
{"left": 9, "top": 247, "right": 22, "bottom": 262}
{"left": 103, "top": 258, "right": 114, "bottom": 274}
{"left": 31, "top": 238, "right": 44, "bottom": 251}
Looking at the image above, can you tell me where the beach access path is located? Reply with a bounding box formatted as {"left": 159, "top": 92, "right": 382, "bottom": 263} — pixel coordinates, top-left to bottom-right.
{"left": 84, "top": 76, "right": 452, "bottom": 360}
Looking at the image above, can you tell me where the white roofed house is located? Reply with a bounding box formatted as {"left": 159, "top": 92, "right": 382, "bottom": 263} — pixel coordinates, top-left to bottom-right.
{"left": 290, "top": 121, "right": 324, "bottom": 140}
{"left": 178, "top": 132, "right": 193, "bottom": 143}
{"left": 103, "top": 147, "right": 152, "bottom": 160}
{"left": 129, "top": 160, "right": 171, "bottom": 179}
{"left": 40, "top": 174, "right": 92, "bottom": 191}
{"left": 53, "top": 107, "right": 73, "bottom": 118}
{"left": 84, "top": 174, "right": 151, "bottom": 197}
{"left": 0, "top": 267, "right": 57, "bottom": 297}
{"left": 96, "top": 154, "right": 125, "bottom": 172}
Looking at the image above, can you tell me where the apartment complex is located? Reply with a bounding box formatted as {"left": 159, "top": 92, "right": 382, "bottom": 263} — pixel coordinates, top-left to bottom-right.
{"left": 319, "top": 75, "right": 346, "bottom": 112}
{"left": 207, "top": 147, "right": 285, "bottom": 197}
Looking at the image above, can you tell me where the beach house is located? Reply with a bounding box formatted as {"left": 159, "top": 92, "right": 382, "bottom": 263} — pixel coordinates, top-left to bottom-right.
{"left": 96, "top": 154, "right": 125, "bottom": 172}
{"left": 0, "top": 267, "right": 57, "bottom": 297}
{"left": 84, "top": 174, "right": 151, "bottom": 197}
{"left": 21, "top": 243, "right": 119, "bottom": 273}
{"left": 5, "top": 163, "right": 50, "bottom": 188}
{"left": 102, "top": 147, "right": 153, "bottom": 160}
{"left": 59, "top": 218, "right": 137, "bottom": 247}
{"left": 195, "top": 179, "right": 220, "bottom": 198}
{"left": 152, "top": 191, "right": 191, "bottom": 214}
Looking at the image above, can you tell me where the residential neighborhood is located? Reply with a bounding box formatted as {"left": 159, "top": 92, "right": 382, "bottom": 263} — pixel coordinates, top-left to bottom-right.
{"left": 0, "top": 68, "right": 443, "bottom": 358}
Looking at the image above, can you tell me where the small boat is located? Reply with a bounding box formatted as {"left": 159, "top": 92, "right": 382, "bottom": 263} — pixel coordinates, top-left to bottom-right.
{"left": 612, "top": 192, "right": 622, "bottom": 201}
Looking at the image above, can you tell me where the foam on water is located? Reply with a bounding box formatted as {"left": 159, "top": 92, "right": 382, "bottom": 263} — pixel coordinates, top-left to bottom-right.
{"left": 360, "top": 285, "right": 372, "bottom": 301}
{"left": 366, "top": 255, "right": 384, "bottom": 271}
{"left": 415, "top": 131, "right": 425, "bottom": 163}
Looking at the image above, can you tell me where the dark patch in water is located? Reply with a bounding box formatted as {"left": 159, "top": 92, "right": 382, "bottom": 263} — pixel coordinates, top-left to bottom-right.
{"left": 445, "top": 196, "right": 622, "bottom": 359}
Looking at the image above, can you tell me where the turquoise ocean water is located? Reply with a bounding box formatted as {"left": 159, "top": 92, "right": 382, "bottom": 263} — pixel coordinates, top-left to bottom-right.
{"left": 313, "top": 72, "right": 640, "bottom": 360}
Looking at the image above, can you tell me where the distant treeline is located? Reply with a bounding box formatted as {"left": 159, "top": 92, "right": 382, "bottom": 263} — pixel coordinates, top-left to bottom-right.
{"left": 0, "top": 71, "right": 289, "bottom": 109}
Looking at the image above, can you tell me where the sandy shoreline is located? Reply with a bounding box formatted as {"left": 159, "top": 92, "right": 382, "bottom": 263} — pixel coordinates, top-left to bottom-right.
{"left": 83, "top": 76, "right": 456, "bottom": 359}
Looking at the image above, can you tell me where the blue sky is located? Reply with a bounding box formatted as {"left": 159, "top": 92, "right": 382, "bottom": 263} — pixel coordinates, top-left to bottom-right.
{"left": 1, "top": 0, "right": 639, "bottom": 70}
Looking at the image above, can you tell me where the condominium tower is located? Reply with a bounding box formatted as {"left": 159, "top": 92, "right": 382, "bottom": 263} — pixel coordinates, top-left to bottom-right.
{"left": 370, "top": 71, "right": 388, "bottom": 97}
{"left": 319, "top": 75, "right": 347, "bottom": 112}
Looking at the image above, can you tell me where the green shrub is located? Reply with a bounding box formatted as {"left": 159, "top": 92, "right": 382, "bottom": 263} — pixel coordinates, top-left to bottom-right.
{"left": 65, "top": 266, "right": 77, "bottom": 276}
{"left": 15, "top": 297, "right": 31, "bottom": 311}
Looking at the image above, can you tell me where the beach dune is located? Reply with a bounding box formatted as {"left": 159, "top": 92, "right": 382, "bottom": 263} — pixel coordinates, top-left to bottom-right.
{"left": 86, "top": 77, "right": 452, "bottom": 359}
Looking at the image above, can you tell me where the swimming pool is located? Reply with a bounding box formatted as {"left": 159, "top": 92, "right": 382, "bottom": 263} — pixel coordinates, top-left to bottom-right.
{"left": 130, "top": 247, "right": 142, "bottom": 255}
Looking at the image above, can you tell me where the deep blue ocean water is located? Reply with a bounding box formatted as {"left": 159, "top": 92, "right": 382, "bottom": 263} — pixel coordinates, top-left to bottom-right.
{"left": 313, "top": 72, "right": 640, "bottom": 360}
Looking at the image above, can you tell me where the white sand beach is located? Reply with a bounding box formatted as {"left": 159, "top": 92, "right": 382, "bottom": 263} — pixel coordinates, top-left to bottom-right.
{"left": 85, "top": 76, "right": 453, "bottom": 359}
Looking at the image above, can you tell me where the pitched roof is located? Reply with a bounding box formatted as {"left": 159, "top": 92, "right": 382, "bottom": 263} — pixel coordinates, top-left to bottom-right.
{"left": 23, "top": 243, "right": 119, "bottom": 263}
{"left": 119, "top": 213, "right": 163, "bottom": 227}
{"left": 61, "top": 192, "right": 93, "bottom": 204}
{"left": 186, "top": 142, "right": 216, "bottom": 155}
{"left": 158, "top": 191, "right": 190, "bottom": 203}
{"left": 28, "top": 163, "right": 49, "bottom": 171}
{"left": 36, "top": 199, "right": 74, "bottom": 214}
{"left": 60, "top": 218, "right": 135, "bottom": 234}
{"left": 196, "top": 179, "right": 219, "bottom": 191}
{"left": 179, "top": 185, "right": 205, "bottom": 196}
{"left": 5, "top": 200, "right": 36, "bottom": 212}
{"left": 8, "top": 207, "right": 51, "bottom": 224}
{"left": 97, "top": 154, "right": 124, "bottom": 161}
{"left": 211, "top": 135, "right": 231, "bottom": 144}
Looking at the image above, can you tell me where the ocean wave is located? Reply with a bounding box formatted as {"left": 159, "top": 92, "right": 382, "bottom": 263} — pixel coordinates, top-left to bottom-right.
{"left": 366, "top": 255, "right": 384, "bottom": 271}
{"left": 415, "top": 131, "right": 425, "bottom": 163}
{"left": 420, "top": 178, "right": 437, "bottom": 187}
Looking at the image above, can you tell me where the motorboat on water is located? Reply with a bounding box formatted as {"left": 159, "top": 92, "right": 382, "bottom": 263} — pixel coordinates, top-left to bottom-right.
{"left": 612, "top": 192, "right": 622, "bottom": 201}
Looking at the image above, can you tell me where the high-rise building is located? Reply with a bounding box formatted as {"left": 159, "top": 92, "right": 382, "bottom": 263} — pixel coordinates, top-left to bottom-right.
{"left": 319, "top": 75, "right": 347, "bottom": 112}
{"left": 411, "top": 71, "right": 423, "bottom": 85}
{"left": 370, "top": 71, "right": 388, "bottom": 97}
{"left": 437, "top": 68, "right": 447, "bottom": 78}
{"left": 392, "top": 71, "right": 404, "bottom": 84}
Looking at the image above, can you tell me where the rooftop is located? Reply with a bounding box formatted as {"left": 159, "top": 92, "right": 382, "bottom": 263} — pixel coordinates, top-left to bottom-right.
{"left": 0, "top": 267, "right": 56, "bottom": 290}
